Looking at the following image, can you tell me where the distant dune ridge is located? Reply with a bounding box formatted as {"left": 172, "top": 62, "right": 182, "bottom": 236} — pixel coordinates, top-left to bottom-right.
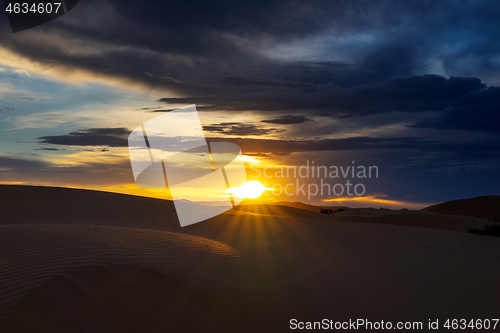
{"left": 0, "top": 185, "right": 499, "bottom": 332}
{"left": 422, "top": 195, "right": 500, "bottom": 222}
{"left": 233, "top": 203, "right": 492, "bottom": 233}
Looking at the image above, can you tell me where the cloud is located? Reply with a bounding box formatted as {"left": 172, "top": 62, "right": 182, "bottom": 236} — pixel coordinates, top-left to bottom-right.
{"left": 0, "top": 155, "right": 134, "bottom": 188}
{"left": 0, "top": 0, "right": 497, "bottom": 149}
{"left": 147, "top": 109, "right": 175, "bottom": 113}
{"left": 203, "top": 122, "right": 283, "bottom": 136}
{"left": 37, "top": 124, "right": 500, "bottom": 163}
{"left": 0, "top": 155, "right": 50, "bottom": 171}
{"left": 207, "top": 136, "right": 500, "bottom": 160}
{"left": 210, "top": 136, "right": 424, "bottom": 155}
{"left": 13, "top": 69, "right": 30, "bottom": 76}
{"left": 139, "top": 107, "right": 175, "bottom": 112}
{"left": 159, "top": 75, "right": 487, "bottom": 117}
{"left": 1, "top": 0, "right": 500, "bottom": 100}
{"left": 261, "top": 115, "right": 313, "bottom": 124}
{"left": 1, "top": 0, "right": 499, "bottom": 205}
{"left": 38, "top": 128, "right": 130, "bottom": 147}
{"left": 409, "top": 86, "right": 500, "bottom": 135}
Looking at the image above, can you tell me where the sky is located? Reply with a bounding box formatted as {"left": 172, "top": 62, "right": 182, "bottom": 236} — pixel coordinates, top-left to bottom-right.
{"left": 0, "top": 0, "right": 499, "bottom": 208}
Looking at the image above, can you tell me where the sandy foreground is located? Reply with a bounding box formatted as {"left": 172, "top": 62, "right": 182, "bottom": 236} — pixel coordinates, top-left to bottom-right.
{"left": 0, "top": 185, "right": 499, "bottom": 332}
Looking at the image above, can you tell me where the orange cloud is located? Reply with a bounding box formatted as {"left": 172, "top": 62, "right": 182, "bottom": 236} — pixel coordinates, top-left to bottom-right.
{"left": 323, "top": 195, "right": 403, "bottom": 205}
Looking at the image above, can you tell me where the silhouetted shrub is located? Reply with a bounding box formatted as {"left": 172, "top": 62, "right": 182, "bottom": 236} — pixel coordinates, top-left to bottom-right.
{"left": 468, "top": 224, "right": 500, "bottom": 237}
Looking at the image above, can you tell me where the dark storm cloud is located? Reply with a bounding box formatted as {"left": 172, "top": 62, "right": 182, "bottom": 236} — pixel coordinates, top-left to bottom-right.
{"left": 409, "top": 86, "right": 500, "bottom": 134}
{"left": 208, "top": 136, "right": 500, "bottom": 160}
{"left": 0, "top": 0, "right": 498, "bottom": 142}
{"left": 202, "top": 123, "right": 283, "bottom": 136}
{"left": 36, "top": 125, "right": 432, "bottom": 153}
{"left": 3, "top": 0, "right": 357, "bottom": 94}
{"left": 38, "top": 124, "right": 500, "bottom": 162}
{"left": 261, "top": 115, "right": 313, "bottom": 124}
{"left": 2, "top": 0, "right": 500, "bottom": 205}
{"left": 212, "top": 136, "right": 425, "bottom": 155}
{"left": 38, "top": 128, "right": 130, "bottom": 147}
{"left": 159, "top": 75, "right": 487, "bottom": 116}
{"left": 39, "top": 124, "right": 284, "bottom": 148}
{"left": 2, "top": 0, "right": 500, "bottom": 105}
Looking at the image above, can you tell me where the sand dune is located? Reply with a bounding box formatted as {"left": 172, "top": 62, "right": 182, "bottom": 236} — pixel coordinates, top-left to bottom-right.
{"left": 0, "top": 265, "right": 223, "bottom": 333}
{"left": 0, "top": 185, "right": 499, "bottom": 332}
{"left": 2, "top": 218, "right": 500, "bottom": 332}
{"left": 2, "top": 185, "right": 489, "bottom": 233}
{"left": 240, "top": 200, "right": 345, "bottom": 213}
{"left": 233, "top": 203, "right": 328, "bottom": 219}
{"left": 331, "top": 207, "right": 492, "bottom": 232}
{"left": 234, "top": 204, "right": 490, "bottom": 232}
{"left": 0, "top": 185, "right": 179, "bottom": 229}
{"left": 0, "top": 224, "right": 236, "bottom": 321}
{"left": 423, "top": 195, "right": 500, "bottom": 222}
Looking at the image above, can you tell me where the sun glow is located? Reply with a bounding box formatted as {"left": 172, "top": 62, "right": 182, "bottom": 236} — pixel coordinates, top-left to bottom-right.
{"left": 225, "top": 180, "right": 272, "bottom": 199}
{"left": 239, "top": 155, "right": 260, "bottom": 163}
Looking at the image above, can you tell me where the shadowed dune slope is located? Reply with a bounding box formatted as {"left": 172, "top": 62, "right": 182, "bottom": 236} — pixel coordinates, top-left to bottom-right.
{"left": 234, "top": 204, "right": 491, "bottom": 232}
{"left": 0, "top": 185, "right": 178, "bottom": 227}
{"left": 241, "top": 200, "right": 346, "bottom": 213}
{"left": 0, "top": 265, "right": 223, "bottom": 333}
{"left": 0, "top": 224, "right": 236, "bottom": 320}
{"left": 233, "top": 204, "right": 327, "bottom": 219}
{"left": 423, "top": 196, "right": 500, "bottom": 222}
{"left": 1, "top": 185, "right": 499, "bottom": 332}
{"left": 1, "top": 218, "right": 500, "bottom": 333}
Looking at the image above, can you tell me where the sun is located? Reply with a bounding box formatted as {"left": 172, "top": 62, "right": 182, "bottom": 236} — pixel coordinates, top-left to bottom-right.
{"left": 224, "top": 180, "right": 272, "bottom": 199}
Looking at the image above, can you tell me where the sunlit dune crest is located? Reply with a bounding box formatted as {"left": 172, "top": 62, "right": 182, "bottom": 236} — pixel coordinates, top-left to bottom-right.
{"left": 224, "top": 180, "right": 272, "bottom": 199}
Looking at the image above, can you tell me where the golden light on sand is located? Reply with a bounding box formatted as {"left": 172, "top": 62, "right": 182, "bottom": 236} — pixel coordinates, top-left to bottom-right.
{"left": 225, "top": 180, "right": 272, "bottom": 199}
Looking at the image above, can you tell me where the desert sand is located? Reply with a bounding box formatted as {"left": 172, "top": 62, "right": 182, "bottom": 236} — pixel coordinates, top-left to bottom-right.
{"left": 423, "top": 196, "right": 500, "bottom": 222}
{"left": 234, "top": 204, "right": 492, "bottom": 232}
{"left": 0, "top": 185, "right": 499, "bottom": 332}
